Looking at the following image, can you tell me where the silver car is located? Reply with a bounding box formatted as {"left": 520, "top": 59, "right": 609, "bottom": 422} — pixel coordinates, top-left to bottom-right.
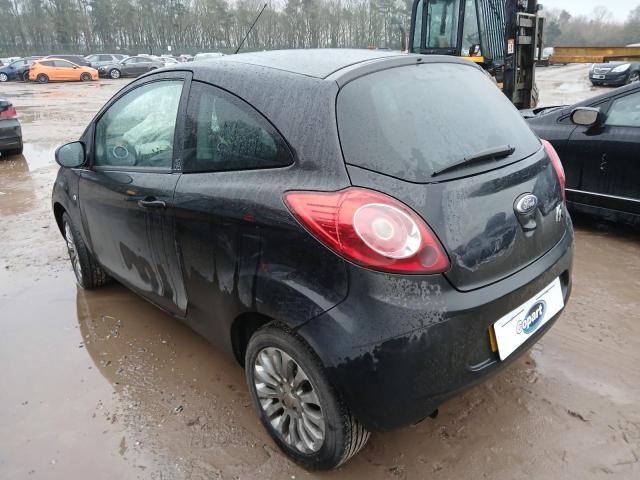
{"left": 86, "top": 53, "right": 127, "bottom": 69}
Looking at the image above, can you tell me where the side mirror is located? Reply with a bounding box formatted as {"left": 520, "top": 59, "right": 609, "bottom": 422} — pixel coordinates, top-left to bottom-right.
{"left": 55, "top": 141, "right": 85, "bottom": 168}
{"left": 571, "top": 107, "right": 604, "bottom": 127}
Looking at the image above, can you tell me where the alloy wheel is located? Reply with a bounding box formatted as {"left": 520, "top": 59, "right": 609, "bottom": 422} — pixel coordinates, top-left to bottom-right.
{"left": 628, "top": 72, "right": 640, "bottom": 84}
{"left": 253, "top": 347, "right": 325, "bottom": 454}
{"left": 0, "top": 73, "right": 7, "bottom": 82}
{"left": 110, "top": 69, "right": 120, "bottom": 79}
{"left": 64, "top": 222, "right": 83, "bottom": 283}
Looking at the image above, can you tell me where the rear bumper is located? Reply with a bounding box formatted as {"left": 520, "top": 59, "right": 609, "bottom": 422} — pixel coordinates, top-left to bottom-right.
{"left": 297, "top": 222, "right": 574, "bottom": 432}
{"left": 0, "top": 120, "right": 22, "bottom": 150}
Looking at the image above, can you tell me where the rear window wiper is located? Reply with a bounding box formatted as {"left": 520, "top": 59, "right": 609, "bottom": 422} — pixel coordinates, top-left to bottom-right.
{"left": 432, "top": 145, "right": 515, "bottom": 177}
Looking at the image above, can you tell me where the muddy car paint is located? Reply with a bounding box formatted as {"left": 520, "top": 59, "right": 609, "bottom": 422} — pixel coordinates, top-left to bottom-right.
{"left": 52, "top": 50, "right": 573, "bottom": 435}
{"left": 526, "top": 82, "right": 640, "bottom": 226}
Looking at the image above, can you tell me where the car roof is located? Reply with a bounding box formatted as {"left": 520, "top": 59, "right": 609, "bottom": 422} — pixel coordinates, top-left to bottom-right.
{"left": 197, "top": 48, "right": 409, "bottom": 79}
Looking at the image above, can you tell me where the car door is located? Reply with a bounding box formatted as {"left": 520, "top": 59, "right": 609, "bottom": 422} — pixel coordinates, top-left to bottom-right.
{"left": 54, "top": 60, "right": 76, "bottom": 80}
{"left": 136, "top": 58, "right": 154, "bottom": 75}
{"left": 566, "top": 90, "right": 640, "bottom": 216}
{"left": 78, "top": 71, "right": 191, "bottom": 316}
{"left": 173, "top": 80, "right": 294, "bottom": 347}
{"left": 120, "top": 57, "right": 137, "bottom": 76}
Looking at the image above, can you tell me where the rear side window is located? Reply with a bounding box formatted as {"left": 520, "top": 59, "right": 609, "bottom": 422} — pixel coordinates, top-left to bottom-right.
{"left": 337, "top": 63, "right": 541, "bottom": 182}
{"left": 183, "top": 81, "right": 293, "bottom": 173}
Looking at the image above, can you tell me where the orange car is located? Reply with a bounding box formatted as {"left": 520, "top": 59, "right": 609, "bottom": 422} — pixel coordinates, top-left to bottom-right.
{"left": 29, "top": 58, "right": 98, "bottom": 83}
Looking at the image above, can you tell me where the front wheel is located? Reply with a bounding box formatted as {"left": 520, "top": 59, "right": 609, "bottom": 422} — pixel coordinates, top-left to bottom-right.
{"left": 36, "top": 73, "right": 48, "bottom": 84}
{"left": 627, "top": 72, "right": 640, "bottom": 84}
{"left": 245, "top": 325, "right": 370, "bottom": 470}
{"left": 0, "top": 73, "right": 8, "bottom": 82}
{"left": 109, "top": 68, "right": 121, "bottom": 79}
{"left": 22, "top": 71, "right": 30, "bottom": 82}
{"left": 80, "top": 72, "right": 92, "bottom": 82}
{"left": 62, "top": 213, "right": 110, "bottom": 289}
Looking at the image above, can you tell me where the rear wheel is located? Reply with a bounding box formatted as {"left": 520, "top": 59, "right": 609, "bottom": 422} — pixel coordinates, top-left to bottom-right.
{"left": 62, "top": 213, "right": 110, "bottom": 289}
{"left": 0, "top": 73, "right": 8, "bottom": 82}
{"left": 22, "top": 71, "right": 30, "bottom": 82}
{"left": 80, "top": 72, "right": 92, "bottom": 82}
{"left": 109, "top": 68, "right": 121, "bottom": 79}
{"left": 245, "top": 325, "right": 370, "bottom": 470}
{"left": 36, "top": 73, "right": 49, "bottom": 84}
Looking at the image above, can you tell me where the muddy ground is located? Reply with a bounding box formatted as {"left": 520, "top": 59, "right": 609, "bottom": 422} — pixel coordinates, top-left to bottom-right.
{"left": 1, "top": 66, "right": 639, "bottom": 480}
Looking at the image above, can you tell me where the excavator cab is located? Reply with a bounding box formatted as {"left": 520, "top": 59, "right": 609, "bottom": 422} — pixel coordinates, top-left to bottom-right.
{"left": 409, "top": 0, "right": 544, "bottom": 109}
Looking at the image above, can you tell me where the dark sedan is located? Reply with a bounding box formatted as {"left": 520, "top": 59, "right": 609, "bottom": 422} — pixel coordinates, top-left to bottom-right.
{"left": 525, "top": 83, "right": 640, "bottom": 226}
{"left": 0, "top": 99, "right": 23, "bottom": 157}
{"left": 0, "top": 57, "right": 36, "bottom": 82}
{"left": 52, "top": 50, "right": 573, "bottom": 469}
{"left": 97, "top": 56, "right": 164, "bottom": 79}
{"left": 589, "top": 61, "right": 640, "bottom": 87}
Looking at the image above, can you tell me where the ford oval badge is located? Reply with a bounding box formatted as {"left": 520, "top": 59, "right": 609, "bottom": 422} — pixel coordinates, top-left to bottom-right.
{"left": 517, "top": 300, "right": 547, "bottom": 335}
{"left": 515, "top": 194, "right": 538, "bottom": 215}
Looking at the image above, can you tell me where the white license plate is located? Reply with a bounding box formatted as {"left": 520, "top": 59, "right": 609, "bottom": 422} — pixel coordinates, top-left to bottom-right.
{"left": 493, "top": 278, "right": 564, "bottom": 361}
{"left": 593, "top": 74, "right": 605, "bottom": 79}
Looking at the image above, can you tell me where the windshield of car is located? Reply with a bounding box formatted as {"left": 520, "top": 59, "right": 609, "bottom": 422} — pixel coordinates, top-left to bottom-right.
{"left": 336, "top": 62, "right": 541, "bottom": 182}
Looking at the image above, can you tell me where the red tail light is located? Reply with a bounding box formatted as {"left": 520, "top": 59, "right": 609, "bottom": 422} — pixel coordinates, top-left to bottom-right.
{"left": 0, "top": 106, "right": 17, "bottom": 119}
{"left": 541, "top": 139, "right": 565, "bottom": 202}
{"left": 284, "top": 188, "right": 450, "bottom": 274}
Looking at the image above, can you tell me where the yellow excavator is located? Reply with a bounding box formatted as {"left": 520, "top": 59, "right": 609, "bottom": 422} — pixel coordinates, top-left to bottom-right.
{"left": 409, "top": 0, "right": 545, "bottom": 109}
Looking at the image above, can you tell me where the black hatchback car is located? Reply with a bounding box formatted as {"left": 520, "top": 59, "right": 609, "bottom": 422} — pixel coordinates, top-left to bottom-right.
{"left": 51, "top": 49, "right": 573, "bottom": 470}
{"left": 525, "top": 82, "right": 640, "bottom": 226}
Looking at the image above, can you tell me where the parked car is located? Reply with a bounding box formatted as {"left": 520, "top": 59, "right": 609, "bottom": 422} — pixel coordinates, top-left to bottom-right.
{"left": 524, "top": 82, "right": 640, "bottom": 226}
{"left": 85, "top": 53, "right": 127, "bottom": 69}
{"left": 589, "top": 61, "right": 640, "bottom": 87}
{"left": 42, "top": 54, "right": 91, "bottom": 67}
{"left": 161, "top": 57, "right": 180, "bottom": 66}
{"left": 51, "top": 50, "right": 573, "bottom": 470}
{"left": 29, "top": 59, "right": 98, "bottom": 83}
{"left": 0, "top": 99, "right": 23, "bottom": 157}
{"left": 193, "top": 52, "right": 224, "bottom": 61}
{"left": 0, "top": 57, "right": 37, "bottom": 82}
{"left": 97, "top": 56, "right": 164, "bottom": 79}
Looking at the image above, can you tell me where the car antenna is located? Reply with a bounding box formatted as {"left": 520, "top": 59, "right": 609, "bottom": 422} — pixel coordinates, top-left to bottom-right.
{"left": 234, "top": 2, "right": 268, "bottom": 54}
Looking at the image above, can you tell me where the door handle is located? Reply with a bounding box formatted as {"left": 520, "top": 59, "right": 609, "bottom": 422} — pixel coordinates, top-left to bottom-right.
{"left": 138, "top": 198, "right": 166, "bottom": 209}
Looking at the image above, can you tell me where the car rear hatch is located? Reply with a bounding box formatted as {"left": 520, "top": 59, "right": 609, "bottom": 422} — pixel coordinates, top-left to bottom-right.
{"left": 336, "top": 61, "right": 567, "bottom": 291}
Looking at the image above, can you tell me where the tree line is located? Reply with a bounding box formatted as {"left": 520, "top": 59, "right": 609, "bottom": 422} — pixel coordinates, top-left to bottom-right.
{"left": 0, "top": 0, "right": 412, "bottom": 56}
{"left": 1, "top": 1, "right": 639, "bottom": 58}
{"left": 544, "top": 6, "right": 640, "bottom": 47}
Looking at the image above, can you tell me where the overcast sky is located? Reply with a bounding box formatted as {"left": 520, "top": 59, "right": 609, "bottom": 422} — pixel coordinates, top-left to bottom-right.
{"left": 542, "top": 0, "right": 638, "bottom": 21}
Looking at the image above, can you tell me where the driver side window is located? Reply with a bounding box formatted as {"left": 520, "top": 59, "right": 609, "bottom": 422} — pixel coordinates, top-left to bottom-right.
{"left": 94, "top": 80, "right": 183, "bottom": 168}
{"left": 605, "top": 92, "right": 640, "bottom": 128}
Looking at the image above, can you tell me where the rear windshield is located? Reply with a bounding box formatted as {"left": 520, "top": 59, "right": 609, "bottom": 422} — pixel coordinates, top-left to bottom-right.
{"left": 337, "top": 63, "right": 541, "bottom": 182}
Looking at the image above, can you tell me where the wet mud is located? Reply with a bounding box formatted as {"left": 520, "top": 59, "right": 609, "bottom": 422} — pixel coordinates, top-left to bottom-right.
{"left": 1, "top": 70, "right": 639, "bottom": 479}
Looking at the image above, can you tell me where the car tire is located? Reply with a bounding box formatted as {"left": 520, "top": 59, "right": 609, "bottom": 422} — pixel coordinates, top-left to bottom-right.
{"left": 627, "top": 72, "right": 640, "bottom": 84}
{"left": 22, "top": 71, "right": 30, "bottom": 82}
{"left": 36, "top": 73, "right": 49, "bottom": 84}
{"left": 80, "top": 72, "right": 92, "bottom": 82}
{"left": 245, "top": 325, "right": 370, "bottom": 470}
{"left": 62, "top": 213, "right": 110, "bottom": 289}
{"left": 0, "top": 73, "right": 8, "bottom": 82}
{"left": 109, "top": 69, "right": 121, "bottom": 79}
